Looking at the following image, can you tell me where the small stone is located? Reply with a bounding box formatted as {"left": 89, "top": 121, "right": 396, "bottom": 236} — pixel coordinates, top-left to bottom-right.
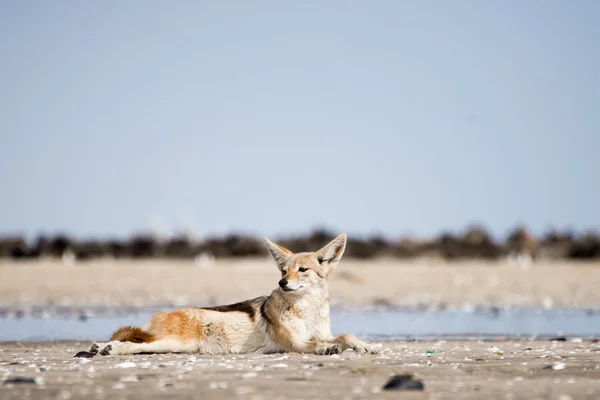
{"left": 382, "top": 374, "right": 424, "bottom": 391}
{"left": 114, "top": 362, "right": 137, "bottom": 369}
{"left": 550, "top": 336, "right": 567, "bottom": 342}
{"left": 553, "top": 362, "right": 566, "bottom": 370}
{"left": 3, "top": 377, "right": 40, "bottom": 385}
{"left": 543, "top": 362, "right": 566, "bottom": 371}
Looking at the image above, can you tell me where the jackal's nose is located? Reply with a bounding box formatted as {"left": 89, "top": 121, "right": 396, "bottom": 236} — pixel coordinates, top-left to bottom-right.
{"left": 278, "top": 279, "right": 288, "bottom": 289}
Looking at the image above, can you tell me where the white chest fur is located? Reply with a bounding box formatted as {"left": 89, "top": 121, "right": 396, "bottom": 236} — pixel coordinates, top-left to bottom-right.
{"left": 281, "top": 296, "right": 332, "bottom": 341}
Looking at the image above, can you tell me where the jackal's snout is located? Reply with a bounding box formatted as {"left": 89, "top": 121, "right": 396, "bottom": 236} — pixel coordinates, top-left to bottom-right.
{"left": 278, "top": 278, "right": 297, "bottom": 292}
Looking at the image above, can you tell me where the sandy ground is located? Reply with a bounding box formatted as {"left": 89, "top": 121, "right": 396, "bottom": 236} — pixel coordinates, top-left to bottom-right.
{"left": 1, "top": 258, "right": 600, "bottom": 310}
{"left": 0, "top": 340, "right": 599, "bottom": 400}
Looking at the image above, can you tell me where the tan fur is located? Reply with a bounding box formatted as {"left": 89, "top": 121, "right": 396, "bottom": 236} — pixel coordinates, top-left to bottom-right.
{"left": 146, "top": 309, "right": 205, "bottom": 341}
{"left": 89, "top": 233, "right": 380, "bottom": 356}
{"left": 110, "top": 326, "right": 155, "bottom": 343}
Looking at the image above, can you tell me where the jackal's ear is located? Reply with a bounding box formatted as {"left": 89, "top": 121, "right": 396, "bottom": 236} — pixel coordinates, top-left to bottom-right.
{"left": 263, "top": 237, "right": 292, "bottom": 270}
{"left": 315, "top": 233, "right": 347, "bottom": 274}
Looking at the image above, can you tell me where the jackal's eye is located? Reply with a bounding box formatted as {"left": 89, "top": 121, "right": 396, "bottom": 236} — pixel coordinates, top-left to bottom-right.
{"left": 298, "top": 267, "right": 308, "bottom": 272}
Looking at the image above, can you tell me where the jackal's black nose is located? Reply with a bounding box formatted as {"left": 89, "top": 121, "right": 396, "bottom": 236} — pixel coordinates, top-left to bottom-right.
{"left": 278, "top": 279, "right": 288, "bottom": 288}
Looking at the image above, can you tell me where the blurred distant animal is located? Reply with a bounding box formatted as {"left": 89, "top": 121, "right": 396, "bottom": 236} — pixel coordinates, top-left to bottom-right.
{"left": 88, "top": 233, "right": 380, "bottom": 356}
{"left": 506, "top": 227, "right": 537, "bottom": 267}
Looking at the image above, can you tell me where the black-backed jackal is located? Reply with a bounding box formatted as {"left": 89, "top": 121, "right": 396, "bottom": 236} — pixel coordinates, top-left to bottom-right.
{"left": 90, "top": 233, "right": 380, "bottom": 356}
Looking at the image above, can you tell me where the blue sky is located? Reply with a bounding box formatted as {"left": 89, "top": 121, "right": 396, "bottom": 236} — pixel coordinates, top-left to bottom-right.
{"left": 1, "top": 1, "right": 599, "bottom": 240}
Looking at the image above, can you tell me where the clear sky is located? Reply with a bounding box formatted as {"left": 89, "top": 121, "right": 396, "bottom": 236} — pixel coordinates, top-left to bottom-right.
{"left": 1, "top": 1, "right": 599, "bottom": 240}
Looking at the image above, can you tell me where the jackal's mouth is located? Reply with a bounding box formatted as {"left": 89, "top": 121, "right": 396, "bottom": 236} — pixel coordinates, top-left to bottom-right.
{"left": 280, "top": 286, "right": 302, "bottom": 292}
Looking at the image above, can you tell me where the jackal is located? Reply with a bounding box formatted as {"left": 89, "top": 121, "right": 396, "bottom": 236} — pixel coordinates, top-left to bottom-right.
{"left": 89, "top": 233, "right": 379, "bottom": 356}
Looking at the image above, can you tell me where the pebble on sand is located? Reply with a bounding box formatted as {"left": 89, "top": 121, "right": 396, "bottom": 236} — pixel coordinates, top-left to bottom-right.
{"left": 543, "top": 362, "right": 567, "bottom": 371}
{"left": 3, "top": 377, "right": 40, "bottom": 385}
{"left": 382, "top": 374, "right": 425, "bottom": 391}
{"left": 114, "top": 362, "right": 138, "bottom": 369}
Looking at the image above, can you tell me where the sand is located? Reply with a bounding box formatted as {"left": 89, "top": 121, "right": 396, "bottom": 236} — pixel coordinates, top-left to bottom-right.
{"left": 2, "top": 259, "right": 600, "bottom": 399}
{"left": 1, "top": 339, "right": 599, "bottom": 399}
{"left": 1, "top": 258, "right": 600, "bottom": 310}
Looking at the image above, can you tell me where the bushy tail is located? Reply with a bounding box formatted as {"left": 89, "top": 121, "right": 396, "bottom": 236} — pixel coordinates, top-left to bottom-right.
{"left": 110, "top": 326, "right": 155, "bottom": 343}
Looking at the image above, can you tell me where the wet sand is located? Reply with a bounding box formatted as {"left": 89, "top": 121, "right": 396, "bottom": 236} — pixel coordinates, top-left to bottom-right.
{"left": 1, "top": 340, "right": 599, "bottom": 399}
{"left": 1, "top": 258, "right": 600, "bottom": 310}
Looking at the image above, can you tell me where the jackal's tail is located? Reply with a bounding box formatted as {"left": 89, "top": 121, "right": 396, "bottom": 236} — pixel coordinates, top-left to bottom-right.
{"left": 110, "top": 326, "right": 155, "bottom": 343}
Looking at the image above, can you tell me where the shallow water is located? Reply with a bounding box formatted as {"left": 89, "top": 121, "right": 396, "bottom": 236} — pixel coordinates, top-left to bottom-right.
{"left": 335, "top": 308, "right": 599, "bottom": 340}
{"left": 0, "top": 308, "right": 598, "bottom": 341}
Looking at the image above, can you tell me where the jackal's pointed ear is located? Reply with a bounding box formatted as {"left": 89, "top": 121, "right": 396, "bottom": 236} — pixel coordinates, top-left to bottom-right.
{"left": 263, "top": 237, "right": 292, "bottom": 270}
{"left": 315, "top": 233, "right": 347, "bottom": 274}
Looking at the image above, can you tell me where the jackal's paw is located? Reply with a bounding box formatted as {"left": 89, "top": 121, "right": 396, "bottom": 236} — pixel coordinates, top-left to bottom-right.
{"left": 100, "top": 344, "right": 113, "bottom": 356}
{"left": 91, "top": 341, "right": 121, "bottom": 356}
{"left": 352, "top": 343, "right": 381, "bottom": 355}
{"left": 315, "top": 343, "right": 342, "bottom": 355}
{"left": 89, "top": 343, "right": 100, "bottom": 355}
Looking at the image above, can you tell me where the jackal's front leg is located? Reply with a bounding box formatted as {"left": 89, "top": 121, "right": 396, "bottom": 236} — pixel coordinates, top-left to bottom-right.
{"left": 289, "top": 335, "right": 379, "bottom": 355}
{"left": 288, "top": 340, "right": 343, "bottom": 355}
{"left": 329, "top": 334, "right": 380, "bottom": 354}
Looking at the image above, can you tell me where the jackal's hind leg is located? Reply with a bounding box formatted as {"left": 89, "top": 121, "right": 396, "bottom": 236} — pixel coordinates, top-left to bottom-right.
{"left": 96, "top": 339, "right": 198, "bottom": 356}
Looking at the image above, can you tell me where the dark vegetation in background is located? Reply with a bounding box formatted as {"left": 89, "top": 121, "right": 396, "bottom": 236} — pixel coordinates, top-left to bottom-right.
{"left": 1, "top": 225, "right": 599, "bottom": 262}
